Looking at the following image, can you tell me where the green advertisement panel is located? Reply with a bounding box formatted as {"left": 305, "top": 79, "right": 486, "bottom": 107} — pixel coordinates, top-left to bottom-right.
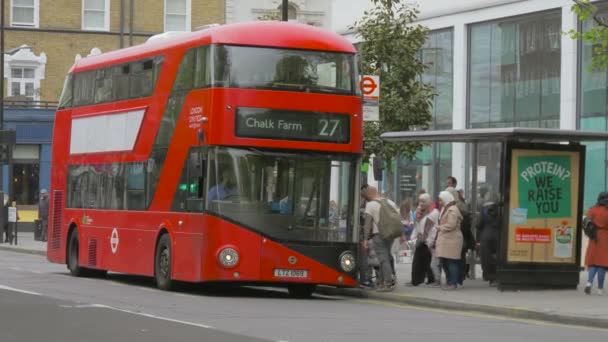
{"left": 517, "top": 156, "right": 572, "bottom": 219}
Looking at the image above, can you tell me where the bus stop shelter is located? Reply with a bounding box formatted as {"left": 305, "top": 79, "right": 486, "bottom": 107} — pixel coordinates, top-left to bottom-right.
{"left": 380, "top": 127, "right": 608, "bottom": 290}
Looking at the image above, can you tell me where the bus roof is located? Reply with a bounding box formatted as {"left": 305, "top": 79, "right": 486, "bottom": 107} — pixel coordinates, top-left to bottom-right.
{"left": 70, "top": 21, "right": 357, "bottom": 73}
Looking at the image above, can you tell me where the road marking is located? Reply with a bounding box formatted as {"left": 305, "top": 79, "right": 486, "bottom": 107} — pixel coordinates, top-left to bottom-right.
{"left": 8, "top": 266, "right": 43, "bottom": 274}
{"left": 355, "top": 298, "right": 608, "bottom": 332}
{"left": 0, "top": 284, "right": 42, "bottom": 296}
{"left": 59, "top": 304, "right": 109, "bottom": 309}
{"left": 92, "top": 304, "right": 214, "bottom": 329}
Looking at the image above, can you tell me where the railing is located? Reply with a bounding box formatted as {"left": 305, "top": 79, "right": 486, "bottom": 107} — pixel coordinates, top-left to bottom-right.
{"left": 3, "top": 100, "right": 59, "bottom": 109}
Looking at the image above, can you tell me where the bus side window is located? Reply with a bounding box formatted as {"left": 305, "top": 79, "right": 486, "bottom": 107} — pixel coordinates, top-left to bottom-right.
{"left": 173, "top": 49, "right": 196, "bottom": 93}
{"left": 73, "top": 70, "right": 95, "bottom": 107}
{"left": 194, "top": 46, "right": 211, "bottom": 88}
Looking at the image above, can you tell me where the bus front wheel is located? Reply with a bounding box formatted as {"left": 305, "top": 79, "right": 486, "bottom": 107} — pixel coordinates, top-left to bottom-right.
{"left": 287, "top": 284, "right": 315, "bottom": 298}
{"left": 154, "top": 234, "right": 173, "bottom": 291}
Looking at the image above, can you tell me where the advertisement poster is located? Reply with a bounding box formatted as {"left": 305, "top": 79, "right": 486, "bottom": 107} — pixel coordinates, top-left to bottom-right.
{"left": 507, "top": 148, "right": 580, "bottom": 264}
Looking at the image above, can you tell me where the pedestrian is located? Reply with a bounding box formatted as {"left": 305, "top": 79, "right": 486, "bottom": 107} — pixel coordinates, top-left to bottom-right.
{"left": 400, "top": 198, "right": 415, "bottom": 241}
{"left": 3, "top": 194, "right": 9, "bottom": 243}
{"left": 39, "top": 189, "right": 50, "bottom": 242}
{"left": 407, "top": 193, "right": 439, "bottom": 286}
{"left": 358, "top": 184, "right": 373, "bottom": 288}
{"left": 477, "top": 192, "right": 500, "bottom": 286}
{"left": 435, "top": 190, "right": 463, "bottom": 290}
{"left": 446, "top": 187, "right": 475, "bottom": 286}
{"left": 362, "top": 185, "right": 399, "bottom": 292}
{"left": 583, "top": 192, "right": 608, "bottom": 296}
{"left": 446, "top": 176, "right": 457, "bottom": 189}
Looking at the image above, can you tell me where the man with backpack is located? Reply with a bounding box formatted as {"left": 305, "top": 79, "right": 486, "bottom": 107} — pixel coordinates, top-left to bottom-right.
{"left": 362, "top": 186, "right": 401, "bottom": 292}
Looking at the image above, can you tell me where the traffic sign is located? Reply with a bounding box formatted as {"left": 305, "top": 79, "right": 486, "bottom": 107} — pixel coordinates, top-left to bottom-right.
{"left": 360, "top": 75, "right": 380, "bottom": 121}
{"left": 359, "top": 76, "right": 380, "bottom": 99}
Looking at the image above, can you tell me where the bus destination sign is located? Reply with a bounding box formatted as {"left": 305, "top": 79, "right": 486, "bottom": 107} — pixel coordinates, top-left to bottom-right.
{"left": 235, "top": 107, "right": 350, "bottom": 143}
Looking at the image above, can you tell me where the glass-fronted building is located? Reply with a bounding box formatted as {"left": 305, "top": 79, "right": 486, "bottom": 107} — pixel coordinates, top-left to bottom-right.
{"left": 342, "top": 0, "right": 608, "bottom": 209}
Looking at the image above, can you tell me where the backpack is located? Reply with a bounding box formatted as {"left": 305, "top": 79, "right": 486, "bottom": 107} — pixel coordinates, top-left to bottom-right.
{"left": 582, "top": 217, "right": 598, "bottom": 241}
{"left": 375, "top": 199, "right": 403, "bottom": 240}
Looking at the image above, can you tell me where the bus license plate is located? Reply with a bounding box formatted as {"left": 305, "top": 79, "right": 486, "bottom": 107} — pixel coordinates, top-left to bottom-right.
{"left": 274, "top": 269, "right": 308, "bottom": 278}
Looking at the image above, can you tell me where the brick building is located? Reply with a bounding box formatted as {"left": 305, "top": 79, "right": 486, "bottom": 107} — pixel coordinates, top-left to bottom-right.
{"left": 2, "top": 0, "right": 224, "bottom": 209}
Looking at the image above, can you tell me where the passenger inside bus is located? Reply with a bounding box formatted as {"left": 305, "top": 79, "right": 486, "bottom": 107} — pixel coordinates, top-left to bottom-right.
{"left": 207, "top": 168, "right": 237, "bottom": 201}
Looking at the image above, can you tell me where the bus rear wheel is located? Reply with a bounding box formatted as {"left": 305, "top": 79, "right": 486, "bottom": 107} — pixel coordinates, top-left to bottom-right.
{"left": 154, "top": 234, "right": 173, "bottom": 291}
{"left": 67, "top": 230, "right": 107, "bottom": 278}
{"left": 67, "top": 231, "right": 83, "bottom": 276}
{"left": 288, "top": 284, "right": 315, "bottom": 298}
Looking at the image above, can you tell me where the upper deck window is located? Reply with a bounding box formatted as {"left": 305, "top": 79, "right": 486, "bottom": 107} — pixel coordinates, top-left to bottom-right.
{"left": 62, "top": 56, "right": 163, "bottom": 109}
{"left": 213, "top": 45, "right": 355, "bottom": 96}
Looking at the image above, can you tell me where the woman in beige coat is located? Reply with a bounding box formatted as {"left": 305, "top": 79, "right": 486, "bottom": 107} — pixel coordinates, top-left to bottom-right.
{"left": 435, "top": 191, "right": 463, "bottom": 290}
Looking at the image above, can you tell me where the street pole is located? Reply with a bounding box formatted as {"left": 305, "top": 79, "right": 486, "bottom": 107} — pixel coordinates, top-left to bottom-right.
{"left": 0, "top": 0, "right": 5, "bottom": 194}
{"left": 281, "top": 0, "right": 288, "bottom": 21}
{"left": 129, "top": 0, "right": 134, "bottom": 46}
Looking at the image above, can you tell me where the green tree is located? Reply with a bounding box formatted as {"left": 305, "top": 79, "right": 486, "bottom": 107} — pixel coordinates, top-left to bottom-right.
{"left": 569, "top": 0, "right": 608, "bottom": 70}
{"left": 351, "top": 0, "right": 434, "bottom": 196}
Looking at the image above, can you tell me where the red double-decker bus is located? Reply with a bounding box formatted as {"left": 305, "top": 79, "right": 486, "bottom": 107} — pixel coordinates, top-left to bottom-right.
{"left": 47, "top": 21, "right": 362, "bottom": 297}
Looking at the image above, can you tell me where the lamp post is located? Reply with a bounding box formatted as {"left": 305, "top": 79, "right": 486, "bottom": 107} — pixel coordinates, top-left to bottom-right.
{"left": 1, "top": 0, "right": 5, "bottom": 194}
{"left": 281, "top": 0, "right": 288, "bottom": 21}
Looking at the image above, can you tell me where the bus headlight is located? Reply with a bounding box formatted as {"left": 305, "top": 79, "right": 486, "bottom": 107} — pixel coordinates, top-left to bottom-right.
{"left": 339, "top": 251, "right": 355, "bottom": 273}
{"left": 218, "top": 247, "right": 239, "bottom": 268}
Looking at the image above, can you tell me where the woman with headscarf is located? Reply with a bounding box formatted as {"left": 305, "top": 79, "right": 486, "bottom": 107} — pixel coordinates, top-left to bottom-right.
{"left": 584, "top": 192, "right": 608, "bottom": 296}
{"left": 446, "top": 187, "right": 474, "bottom": 286}
{"left": 435, "top": 191, "right": 463, "bottom": 290}
{"left": 407, "top": 193, "right": 439, "bottom": 286}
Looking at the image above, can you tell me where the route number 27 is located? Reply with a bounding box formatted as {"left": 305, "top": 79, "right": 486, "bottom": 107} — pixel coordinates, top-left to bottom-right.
{"left": 319, "top": 119, "right": 340, "bottom": 137}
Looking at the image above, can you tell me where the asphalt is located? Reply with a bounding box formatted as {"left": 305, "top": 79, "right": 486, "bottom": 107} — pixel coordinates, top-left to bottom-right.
{"left": 0, "top": 289, "right": 269, "bottom": 342}
{"left": 2, "top": 249, "right": 608, "bottom": 341}
{"left": 2, "top": 235, "right": 608, "bottom": 334}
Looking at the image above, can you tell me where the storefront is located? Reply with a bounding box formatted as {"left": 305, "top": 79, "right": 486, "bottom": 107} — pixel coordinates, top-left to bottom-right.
{"left": 2, "top": 106, "right": 54, "bottom": 205}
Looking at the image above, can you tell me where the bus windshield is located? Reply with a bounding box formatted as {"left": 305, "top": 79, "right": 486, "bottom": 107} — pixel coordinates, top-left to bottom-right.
{"left": 213, "top": 45, "right": 355, "bottom": 95}
{"left": 206, "top": 147, "right": 357, "bottom": 243}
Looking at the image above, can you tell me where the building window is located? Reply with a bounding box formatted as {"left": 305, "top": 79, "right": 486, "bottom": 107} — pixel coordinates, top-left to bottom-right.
{"left": 9, "top": 67, "right": 36, "bottom": 101}
{"left": 165, "top": 0, "right": 191, "bottom": 32}
{"left": 469, "top": 11, "right": 561, "bottom": 129}
{"left": 3, "top": 45, "right": 46, "bottom": 103}
{"left": 580, "top": 3, "right": 608, "bottom": 209}
{"left": 422, "top": 29, "right": 454, "bottom": 129}
{"left": 10, "top": 0, "right": 39, "bottom": 27}
{"left": 82, "top": 0, "right": 110, "bottom": 31}
{"left": 395, "top": 29, "right": 454, "bottom": 204}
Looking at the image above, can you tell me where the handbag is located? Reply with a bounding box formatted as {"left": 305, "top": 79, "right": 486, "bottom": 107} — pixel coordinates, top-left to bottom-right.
{"left": 582, "top": 217, "right": 597, "bottom": 241}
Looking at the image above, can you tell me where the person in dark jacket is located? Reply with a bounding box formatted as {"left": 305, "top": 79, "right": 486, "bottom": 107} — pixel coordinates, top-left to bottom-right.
{"left": 39, "top": 189, "right": 49, "bottom": 242}
{"left": 2, "top": 194, "right": 8, "bottom": 243}
{"left": 477, "top": 192, "right": 500, "bottom": 286}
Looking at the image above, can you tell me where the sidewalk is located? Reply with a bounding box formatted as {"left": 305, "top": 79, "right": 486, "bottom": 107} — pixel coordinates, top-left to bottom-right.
{"left": 0, "top": 232, "right": 46, "bottom": 255}
{"left": 318, "top": 259, "right": 608, "bottom": 329}
{"left": 2, "top": 236, "right": 606, "bottom": 329}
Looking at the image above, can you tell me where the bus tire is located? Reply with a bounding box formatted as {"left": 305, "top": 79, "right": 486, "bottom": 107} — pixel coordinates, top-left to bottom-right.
{"left": 154, "top": 234, "right": 173, "bottom": 291}
{"left": 67, "top": 230, "right": 84, "bottom": 277}
{"left": 287, "top": 284, "right": 315, "bottom": 298}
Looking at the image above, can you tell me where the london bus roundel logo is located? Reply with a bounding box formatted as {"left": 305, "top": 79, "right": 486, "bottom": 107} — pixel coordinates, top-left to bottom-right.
{"left": 110, "top": 228, "right": 119, "bottom": 254}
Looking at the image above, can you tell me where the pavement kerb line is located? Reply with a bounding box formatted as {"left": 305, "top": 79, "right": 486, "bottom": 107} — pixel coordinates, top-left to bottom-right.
{"left": 316, "top": 286, "right": 608, "bottom": 330}
{"left": 0, "top": 246, "right": 46, "bottom": 256}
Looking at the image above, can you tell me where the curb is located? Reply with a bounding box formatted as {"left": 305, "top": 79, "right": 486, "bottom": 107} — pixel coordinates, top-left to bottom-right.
{"left": 0, "top": 245, "right": 46, "bottom": 256}
{"left": 316, "top": 286, "right": 608, "bottom": 330}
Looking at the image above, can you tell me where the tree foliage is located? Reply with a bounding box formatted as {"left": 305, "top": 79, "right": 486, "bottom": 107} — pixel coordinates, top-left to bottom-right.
{"left": 351, "top": 0, "right": 434, "bottom": 166}
{"left": 569, "top": 0, "right": 608, "bottom": 70}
